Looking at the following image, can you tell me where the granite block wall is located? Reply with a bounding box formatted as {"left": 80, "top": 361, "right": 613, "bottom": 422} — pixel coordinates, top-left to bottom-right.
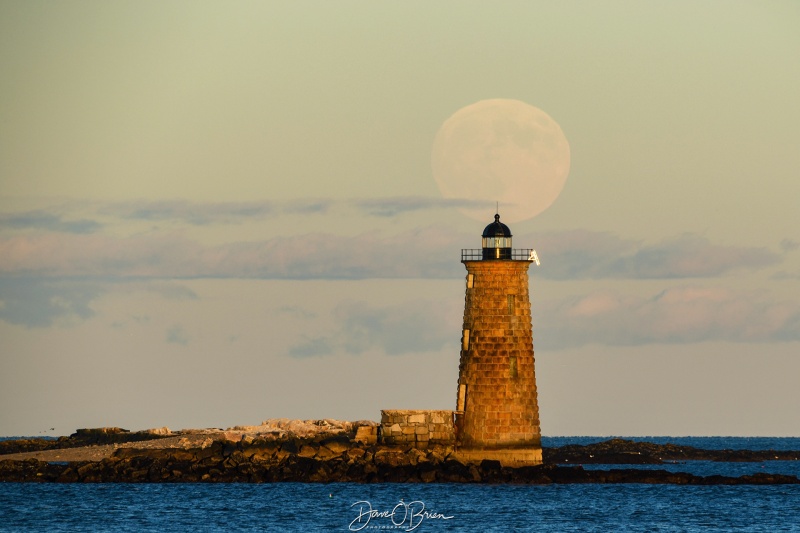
{"left": 379, "top": 410, "right": 455, "bottom": 448}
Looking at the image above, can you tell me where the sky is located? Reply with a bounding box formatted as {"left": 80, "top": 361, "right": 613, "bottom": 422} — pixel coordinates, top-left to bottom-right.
{"left": 1, "top": 1, "right": 799, "bottom": 437}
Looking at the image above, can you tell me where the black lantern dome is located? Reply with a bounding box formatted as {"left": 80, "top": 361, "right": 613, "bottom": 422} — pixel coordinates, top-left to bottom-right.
{"left": 482, "top": 213, "right": 512, "bottom": 260}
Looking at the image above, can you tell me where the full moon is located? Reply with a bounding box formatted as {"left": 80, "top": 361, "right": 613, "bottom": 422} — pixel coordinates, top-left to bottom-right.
{"left": 431, "top": 99, "right": 570, "bottom": 223}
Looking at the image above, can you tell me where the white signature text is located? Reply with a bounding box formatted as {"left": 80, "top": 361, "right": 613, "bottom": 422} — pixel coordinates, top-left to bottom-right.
{"left": 349, "top": 500, "right": 454, "bottom": 531}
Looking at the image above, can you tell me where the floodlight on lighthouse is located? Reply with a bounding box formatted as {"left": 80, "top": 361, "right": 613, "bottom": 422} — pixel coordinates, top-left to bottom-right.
{"left": 529, "top": 249, "right": 540, "bottom": 266}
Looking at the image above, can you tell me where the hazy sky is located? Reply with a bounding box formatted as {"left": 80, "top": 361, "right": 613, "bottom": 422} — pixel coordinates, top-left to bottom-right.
{"left": 2, "top": 1, "right": 799, "bottom": 436}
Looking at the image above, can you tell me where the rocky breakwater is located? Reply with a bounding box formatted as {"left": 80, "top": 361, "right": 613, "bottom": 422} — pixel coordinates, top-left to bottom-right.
{"left": 0, "top": 427, "right": 173, "bottom": 456}
{"left": 545, "top": 438, "right": 800, "bottom": 464}
{"left": 1, "top": 425, "right": 799, "bottom": 484}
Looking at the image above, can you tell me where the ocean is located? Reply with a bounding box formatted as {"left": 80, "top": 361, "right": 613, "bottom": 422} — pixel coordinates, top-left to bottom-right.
{"left": 2, "top": 437, "right": 800, "bottom": 532}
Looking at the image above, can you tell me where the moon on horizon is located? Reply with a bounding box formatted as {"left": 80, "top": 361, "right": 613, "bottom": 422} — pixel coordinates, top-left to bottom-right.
{"left": 431, "top": 99, "right": 570, "bottom": 223}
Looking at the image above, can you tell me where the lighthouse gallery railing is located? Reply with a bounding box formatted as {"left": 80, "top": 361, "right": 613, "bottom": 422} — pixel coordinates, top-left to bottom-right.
{"left": 461, "top": 249, "right": 536, "bottom": 261}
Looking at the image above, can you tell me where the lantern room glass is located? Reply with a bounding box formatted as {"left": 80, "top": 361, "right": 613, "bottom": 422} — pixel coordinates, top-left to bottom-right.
{"left": 482, "top": 236, "right": 512, "bottom": 249}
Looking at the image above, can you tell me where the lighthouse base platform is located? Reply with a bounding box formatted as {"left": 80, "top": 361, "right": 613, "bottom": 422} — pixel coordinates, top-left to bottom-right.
{"left": 453, "top": 446, "right": 542, "bottom": 467}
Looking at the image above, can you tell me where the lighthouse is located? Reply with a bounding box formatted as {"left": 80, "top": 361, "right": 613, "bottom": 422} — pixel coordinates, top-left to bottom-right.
{"left": 454, "top": 213, "right": 542, "bottom": 465}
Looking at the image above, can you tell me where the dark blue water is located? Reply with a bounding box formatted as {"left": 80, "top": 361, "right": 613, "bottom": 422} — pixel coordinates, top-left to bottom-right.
{"left": 541, "top": 436, "right": 800, "bottom": 451}
{"left": 2, "top": 437, "right": 799, "bottom": 532}
{"left": 2, "top": 482, "right": 799, "bottom": 531}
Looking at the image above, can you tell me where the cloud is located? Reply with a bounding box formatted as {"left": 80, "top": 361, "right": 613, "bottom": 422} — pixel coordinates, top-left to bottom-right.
{"left": 607, "top": 234, "right": 780, "bottom": 278}
{"left": 276, "top": 305, "right": 317, "bottom": 319}
{"left": 535, "top": 286, "right": 800, "bottom": 350}
{"left": 0, "top": 228, "right": 781, "bottom": 282}
{"left": 100, "top": 198, "right": 338, "bottom": 225}
{"left": 111, "top": 196, "right": 486, "bottom": 221}
{"left": 0, "top": 199, "right": 782, "bottom": 282}
{"left": 0, "top": 199, "right": 783, "bottom": 283}
{"left": 166, "top": 324, "right": 189, "bottom": 345}
{"left": 781, "top": 239, "right": 800, "bottom": 253}
{"left": 288, "top": 298, "right": 461, "bottom": 357}
{"left": 527, "top": 232, "right": 781, "bottom": 280}
{"left": 0, "top": 227, "right": 465, "bottom": 280}
{"left": 0, "top": 279, "right": 197, "bottom": 328}
{"left": 0, "top": 279, "right": 101, "bottom": 328}
{"left": 285, "top": 282, "right": 800, "bottom": 356}
{"left": 0, "top": 211, "right": 102, "bottom": 234}
{"left": 523, "top": 230, "right": 632, "bottom": 279}
{"left": 145, "top": 283, "right": 198, "bottom": 301}
{"left": 353, "top": 196, "right": 488, "bottom": 217}
{"left": 770, "top": 271, "right": 800, "bottom": 281}
{"left": 53, "top": 196, "right": 485, "bottom": 226}
{"left": 289, "top": 336, "right": 334, "bottom": 358}
{"left": 284, "top": 199, "right": 334, "bottom": 215}
{"left": 102, "top": 200, "right": 275, "bottom": 225}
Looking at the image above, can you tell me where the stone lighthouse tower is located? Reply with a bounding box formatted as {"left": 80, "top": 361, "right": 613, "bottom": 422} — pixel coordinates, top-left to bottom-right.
{"left": 454, "top": 213, "right": 542, "bottom": 465}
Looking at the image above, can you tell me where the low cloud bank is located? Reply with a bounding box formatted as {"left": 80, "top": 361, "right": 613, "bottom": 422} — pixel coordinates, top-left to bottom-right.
{"left": 535, "top": 286, "right": 800, "bottom": 349}
{"left": 0, "top": 229, "right": 779, "bottom": 281}
{"left": 3, "top": 278, "right": 797, "bottom": 349}
{"left": 530, "top": 231, "right": 779, "bottom": 279}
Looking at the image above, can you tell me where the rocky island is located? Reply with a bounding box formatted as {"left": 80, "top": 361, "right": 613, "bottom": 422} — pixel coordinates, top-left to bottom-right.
{"left": 2, "top": 420, "right": 798, "bottom": 484}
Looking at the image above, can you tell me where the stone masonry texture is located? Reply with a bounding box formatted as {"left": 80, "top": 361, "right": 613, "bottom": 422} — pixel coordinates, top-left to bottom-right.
{"left": 380, "top": 410, "right": 455, "bottom": 448}
{"left": 456, "top": 261, "right": 542, "bottom": 450}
